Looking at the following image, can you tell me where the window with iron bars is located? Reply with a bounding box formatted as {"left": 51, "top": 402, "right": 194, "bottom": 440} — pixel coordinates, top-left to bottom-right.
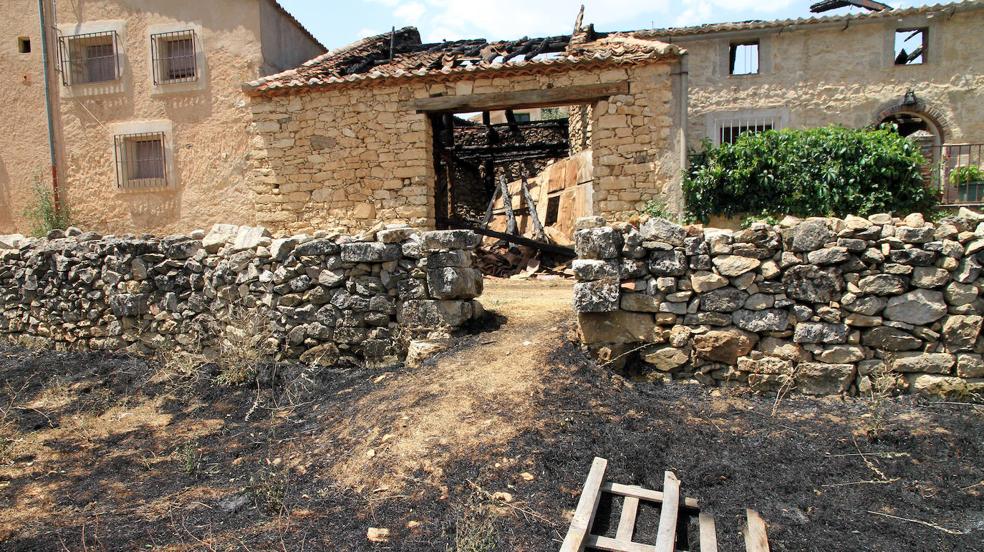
{"left": 711, "top": 116, "right": 781, "bottom": 146}
{"left": 151, "top": 30, "right": 198, "bottom": 85}
{"left": 115, "top": 132, "right": 168, "bottom": 189}
{"left": 58, "top": 31, "right": 120, "bottom": 85}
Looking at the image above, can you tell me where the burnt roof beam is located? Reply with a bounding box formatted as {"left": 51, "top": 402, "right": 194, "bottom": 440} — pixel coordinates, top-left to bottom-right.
{"left": 810, "top": 0, "right": 892, "bottom": 13}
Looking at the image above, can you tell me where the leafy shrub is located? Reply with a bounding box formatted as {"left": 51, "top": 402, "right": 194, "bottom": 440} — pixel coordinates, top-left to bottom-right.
{"left": 950, "top": 165, "right": 984, "bottom": 185}
{"left": 23, "top": 176, "right": 71, "bottom": 237}
{"left": 683, "top": 126, "right": 935, "bottom": 223}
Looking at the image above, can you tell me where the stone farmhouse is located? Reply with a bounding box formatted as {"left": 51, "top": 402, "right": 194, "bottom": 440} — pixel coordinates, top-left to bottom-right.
{"left": 0, "top": 0, "right": 324, "bottom": 234}
{"left": 1, "top": 1, "right": 983, "bottom": 238}
{"left": 244, "top": 1, "right": 984, "bottom": 238}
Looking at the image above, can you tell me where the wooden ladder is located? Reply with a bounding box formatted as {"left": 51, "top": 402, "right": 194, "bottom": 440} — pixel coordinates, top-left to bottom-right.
{"left": 560, "top": 457, "right": 771, "bottom": 552}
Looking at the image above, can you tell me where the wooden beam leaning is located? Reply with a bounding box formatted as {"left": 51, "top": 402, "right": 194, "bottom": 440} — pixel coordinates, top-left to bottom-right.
{"left": 412, "top": 82, "right": 630, "bottom": 113}
{"left": 560, "top": 457, "right": 609, "bottom": 552}
{"left": 653, "top": 471, "right": 681, "bottom": 552}
{"left": 743, "top": 510, "right": 771, "bottom": 552}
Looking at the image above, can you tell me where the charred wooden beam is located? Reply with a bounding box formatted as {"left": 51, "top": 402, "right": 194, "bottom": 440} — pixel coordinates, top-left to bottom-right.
{"left": 439, "top": 218, "right": 576, "bottom": 257}
{"left": 411, "top": 81, "right": 629, "bottom": 113}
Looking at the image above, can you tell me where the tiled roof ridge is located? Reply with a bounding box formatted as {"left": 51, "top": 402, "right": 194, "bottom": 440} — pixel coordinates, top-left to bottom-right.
{"left": 635, "top": 0, "right": 981, "bottom": 38}
{"left": 243, "top": 28, "right": 683, "bottom": 96}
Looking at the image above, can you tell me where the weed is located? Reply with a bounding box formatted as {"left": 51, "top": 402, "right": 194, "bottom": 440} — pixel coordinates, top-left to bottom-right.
{"left": 864, "top": 362, "right": 900, "bottom": 438}
{"left": 640, "top": 198, "right": 675, "bottom": 221}
{"left": 215, "top": 306, "right": 276, "bottom": 387}
{"left": 0, "top": 435, "right": 14, "bottom": 465}
{"left": 249, "top": 464, "right": 289, "bottom": 514}
{"left": 741, "top": 213, "right": 782, "bottom": 228}
{"left": 450, "top": 497, "right": 498, "bottom": 552}
{"left": 178, "top": 441, "right": 203, "bottom": 477}
{"left": 22, "top": 174, "right": 71, "bottom": 237}
{"left": 155, "top": 344, "right": 208, "bottom": 395}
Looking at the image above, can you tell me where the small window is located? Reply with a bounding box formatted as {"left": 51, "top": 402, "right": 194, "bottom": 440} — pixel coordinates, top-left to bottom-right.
{"left": 58, "top": 31, "right": 120, "bottom": 85}
{"left": 18, "top": 37, "right": 31, "bottom": 54}
{"left": 115, "top": 132, "right": 167, "bottom": 189}
{"left": 513, "top": 112, "right": 532, "bottom": 123}
{"left": 729, "top": 40, "right": 760, "bottom": 75}
{"left": 151, "top": 30, "right": 198, "bottom": 85}
{"left": 895, "top": 28, "right": 927, "bottom": 65}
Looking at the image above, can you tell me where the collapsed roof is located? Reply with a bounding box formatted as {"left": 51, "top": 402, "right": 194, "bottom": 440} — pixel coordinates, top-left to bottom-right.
{"left": 244, "top": 25, "right": 682, "bottom": 95}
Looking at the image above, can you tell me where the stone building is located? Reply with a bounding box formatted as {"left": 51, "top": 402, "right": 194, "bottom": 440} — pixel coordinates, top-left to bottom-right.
{"left": 639, "top": 1, "right": 984, "bottom": 198}
{"left": 0, "top": 0, "right": 324, "bottom": 234}
{"left": 243, "top": 24, "right": 688, "bottom": 235}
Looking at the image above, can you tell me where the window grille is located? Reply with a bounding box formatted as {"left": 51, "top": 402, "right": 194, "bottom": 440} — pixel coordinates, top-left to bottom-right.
{"left": 714, "top": 115, "right": 779, "bottom": 145}
{"left": 151, "top": 30, "right": 198, "bottom": 85}
{"left": 58, "top": 31, "right": 120, "bottom": 86}
{"left": 115, "top": 132, "right": 167, "bottom": 189}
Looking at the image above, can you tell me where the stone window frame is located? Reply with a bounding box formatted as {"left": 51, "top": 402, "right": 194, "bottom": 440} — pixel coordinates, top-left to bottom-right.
{"left": 147, "top": 23, "right": 208, "bottom": 96}
{"left": 109, "top": 120, "right": 177, "bottom": 193}
{"left": 704, "top": 107, "right": 790, "bottom": 146}
{"left": 720, "top": 34, "right": 772, "bottom": 78}
{"left": 56, "top": 20, "right": 127, "bottom": 98}
{"left": 885, "top": 16, "right": 939, "bottom": 69}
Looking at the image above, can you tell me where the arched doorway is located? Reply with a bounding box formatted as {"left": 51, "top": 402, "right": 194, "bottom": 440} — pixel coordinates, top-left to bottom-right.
{"left": 875, "top": 99, "right": 952, "bottom": 200}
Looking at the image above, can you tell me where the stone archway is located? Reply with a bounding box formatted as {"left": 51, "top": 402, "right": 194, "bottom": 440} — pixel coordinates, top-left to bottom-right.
{"left": 874, "top": 96, "right": 951, "bottom": 146}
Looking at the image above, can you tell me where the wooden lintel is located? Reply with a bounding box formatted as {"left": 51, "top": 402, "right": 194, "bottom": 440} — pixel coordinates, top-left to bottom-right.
{"left": 412, "top": 82, "right": 630, "bottom": 113}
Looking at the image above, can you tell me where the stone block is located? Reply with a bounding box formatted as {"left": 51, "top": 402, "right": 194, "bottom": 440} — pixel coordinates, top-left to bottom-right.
{"left": 796, "top": 363, "right": 856, "bottom": 395}
{"left": 340, "top": 242, "right": 402, "bottom": 263}
{"left": 426, "top": 267, "right": 483, "bottom": 300}
{"left": 420, "top": 230, "right": 481, "bottom": 251}
{"left": 577, "top": 311, "right": 658, "bottom": 345}
{"left": 573, "top": 279, "right": 620, "bottom": 313}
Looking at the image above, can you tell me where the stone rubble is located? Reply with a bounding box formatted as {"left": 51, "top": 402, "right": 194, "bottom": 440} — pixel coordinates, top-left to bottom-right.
{"left": 0, "top": 225, "right": 483, "bottom": 365}
{"left": 574, "top": 214, "right": 984, "bottom": 398}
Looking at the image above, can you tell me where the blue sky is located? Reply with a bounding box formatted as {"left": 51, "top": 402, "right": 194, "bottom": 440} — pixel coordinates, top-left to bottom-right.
{"left": 279, "top": 0, "right": 935, "bottom": 50}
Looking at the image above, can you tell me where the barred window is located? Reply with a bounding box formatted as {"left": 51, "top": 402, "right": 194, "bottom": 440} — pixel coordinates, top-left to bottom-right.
{"left": 115, "top": 132, "right": 167, "bottom": 189}
{"left": 58, "top": 31, "right": 120, "bottom": 85}
{"left": 151, "top": 30, "right": 198, "bottom": 84}
{"left": 709, "top": 112, "right": 785, "bottom": 146}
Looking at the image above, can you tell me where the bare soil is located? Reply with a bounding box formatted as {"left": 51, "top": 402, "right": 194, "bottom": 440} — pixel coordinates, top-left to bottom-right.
{"left": 0, "top": 279, "right": 982, "bottom": 551}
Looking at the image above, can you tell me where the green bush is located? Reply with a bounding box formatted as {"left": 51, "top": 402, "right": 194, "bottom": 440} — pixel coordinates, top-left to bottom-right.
{"left": 950, "top": 165, "right": 984, "bottom": 186}
{"left": 23, "top": 176, "right": 71, "bottom": 237}
{"left": 683, "top": 126, "right": 936, "bottom": 223}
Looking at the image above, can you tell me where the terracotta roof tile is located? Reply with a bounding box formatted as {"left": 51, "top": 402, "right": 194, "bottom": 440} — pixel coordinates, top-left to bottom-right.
{"left": 244, "top": 27, "right": 683, "bottom": 95}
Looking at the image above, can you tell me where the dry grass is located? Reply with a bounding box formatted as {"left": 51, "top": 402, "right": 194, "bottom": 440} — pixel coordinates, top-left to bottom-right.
{"left": 215, "top": 306, "right": 277, "bottom": 387}
{"left": 450, "top": 494, "right": 499, "bottom": 552}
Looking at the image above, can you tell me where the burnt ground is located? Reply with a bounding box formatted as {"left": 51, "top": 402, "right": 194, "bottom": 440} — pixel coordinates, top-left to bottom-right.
{"left": 0, "top": 279, "right": 982, "bottom": 551}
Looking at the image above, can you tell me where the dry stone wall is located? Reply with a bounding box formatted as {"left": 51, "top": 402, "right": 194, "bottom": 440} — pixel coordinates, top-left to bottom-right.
{"left": 573, "top": 212, "right": 984, "bottom": 398}
{"left": 0, "top": 226, "right": 484, "bottom": 366}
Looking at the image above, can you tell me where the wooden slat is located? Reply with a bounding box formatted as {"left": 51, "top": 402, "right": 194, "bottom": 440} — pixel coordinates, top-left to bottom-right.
{"left": 585, "top": 534, "right": 656, "bottom": 552}
{"left": 698, "top": 513, "right": 718, "bottom": 552}
{"left": 411, "top": 81, "right": 630, "bottom": 113}
{"left": 603, "top": 482, "right": 701, "bottom": 512}
{"left": 615, "top": 496, "right": 640, "bottom": 543}
{"left": 560, "top": 457, "right": 609, "bottom": 552}
{"left": 653, "top": 471, "right": 680, "bottom": 552}
{"left": 742, "top": 509, "right": 770, "bottom": 552}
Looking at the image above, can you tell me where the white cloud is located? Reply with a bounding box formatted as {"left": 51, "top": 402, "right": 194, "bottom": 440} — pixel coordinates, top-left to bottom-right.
{"left": 394, "top": 1, "right": 427, "bottom": 23}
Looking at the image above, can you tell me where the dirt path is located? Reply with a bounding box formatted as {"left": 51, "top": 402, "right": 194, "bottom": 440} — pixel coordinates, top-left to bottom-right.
{"left": 326, "top": 278, "right": 574, "bottom": 491}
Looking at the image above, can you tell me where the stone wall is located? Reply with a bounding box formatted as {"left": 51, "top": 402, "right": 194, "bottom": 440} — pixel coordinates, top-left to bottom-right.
{"left": 573, "top": 212, "right": 984, "bottom": 398}
{"left": 246, "top": 61, "right": 683, "bottom": 235}
{"left": 0, "top": 225, "right": 484, "bottom": 366}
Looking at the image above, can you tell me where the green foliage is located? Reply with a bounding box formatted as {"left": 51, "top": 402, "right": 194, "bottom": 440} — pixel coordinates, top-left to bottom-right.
{"left": 23, "top": 176, "right": 71, "bottom": 237}
{"left": 950, "top": 165, "right": 984, "bottom": 186}
{"left": 683, "top": 127, "right": 936, "bottom": 223}
{"left": 641, "top": 198, "right": 675, "bottom": 221}
{"left": 741, "top": 213, "right": 781, "bottom": 228}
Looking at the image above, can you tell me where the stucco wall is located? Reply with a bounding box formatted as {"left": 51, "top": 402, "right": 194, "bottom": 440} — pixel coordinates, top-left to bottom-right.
{"left": 0, "top": 0, "right": 325, "bottom": 237}
{"left": 258, "top": 0, "right": 325, "bottom": 76}
{"left": 246, "top": 61, "right": 682, "bottom": 235}
{"left": 655, "top": 7, "right": 984, "bottom": 148}
{"left": 0, "top": 3, "right": 51, "bottom": 234}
